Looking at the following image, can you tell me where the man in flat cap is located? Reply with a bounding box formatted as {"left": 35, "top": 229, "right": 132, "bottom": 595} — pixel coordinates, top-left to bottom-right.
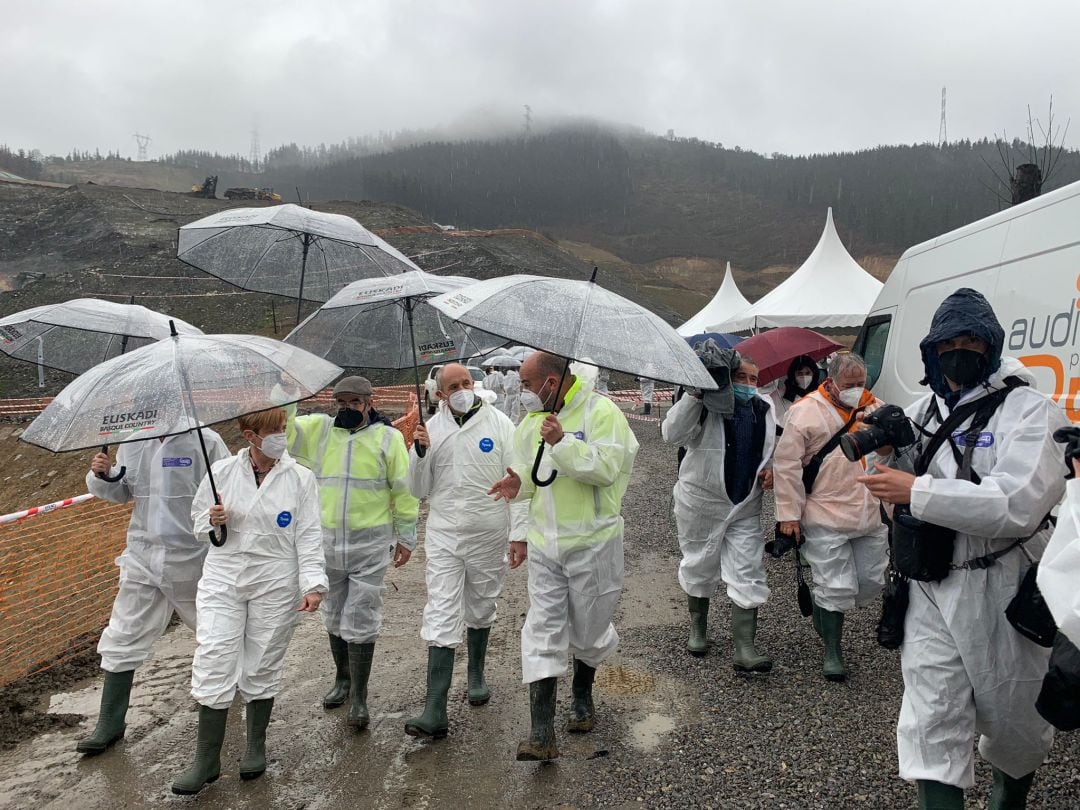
{"left": 285, "top": 376, "right": 419, "bottom": 732}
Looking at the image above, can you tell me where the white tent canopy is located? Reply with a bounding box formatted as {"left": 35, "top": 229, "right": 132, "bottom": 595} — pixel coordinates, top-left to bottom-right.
{"left": 676, "top": 262, "right": 751, "bottom": 336}
{"left": 715, "top": 208, "right": 883, "bottom": 333}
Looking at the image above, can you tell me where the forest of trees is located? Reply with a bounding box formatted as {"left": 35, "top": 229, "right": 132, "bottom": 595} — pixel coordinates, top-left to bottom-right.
{"left": 20, "top": 122, "right": 1080, "bottom": 266}
{"left": 0, "top": 145, "right": 45, "bottom": 179}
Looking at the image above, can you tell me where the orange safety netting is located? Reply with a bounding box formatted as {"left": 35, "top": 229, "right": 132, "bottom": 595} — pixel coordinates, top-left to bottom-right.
{"left": 0, "top": 498, "right": 133, "bottom": 688}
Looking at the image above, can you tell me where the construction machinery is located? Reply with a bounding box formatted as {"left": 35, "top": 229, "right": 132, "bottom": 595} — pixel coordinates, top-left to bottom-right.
{"left": 189, "top": 175, "right": 218, "bottom": 199}
{"left": 223, "top": 187, "right": 283, "bottom": 202}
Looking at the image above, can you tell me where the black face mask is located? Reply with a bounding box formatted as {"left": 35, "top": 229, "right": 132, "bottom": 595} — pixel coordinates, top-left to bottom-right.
{"left": 334, "top": 407, "right": 366, "bottom": 430}
{"left": 939, "top": 348, "right": 989, "bottom": 388}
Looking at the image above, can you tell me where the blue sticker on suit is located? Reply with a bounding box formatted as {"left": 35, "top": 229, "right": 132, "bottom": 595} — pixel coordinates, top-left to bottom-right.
{"left": 951, "top": 430, "right": 994, "bottom": 448}
{"left": 573, "top": 431, "right": 585, "bottom": 440}
{"left": 276, "top": 511, "right": 293, "bottom": 527}
{"left": 479, "top": 437, "right": 495, "bottom": 453}
{"left": 162, "top": 457, "right": 193, "bottom": 467}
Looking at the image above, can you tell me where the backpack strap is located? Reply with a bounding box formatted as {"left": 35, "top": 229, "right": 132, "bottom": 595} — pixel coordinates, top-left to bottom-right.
{"left": 802, "top": 406, "right": 863, "bottom": 495}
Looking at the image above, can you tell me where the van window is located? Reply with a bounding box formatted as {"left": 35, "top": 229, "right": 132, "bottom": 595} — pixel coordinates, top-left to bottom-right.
{"left": 854, "top": 315, "right": 892, "bottom": 389}
{"left": 469, "top": 367, "right": 485, "bottom": 382}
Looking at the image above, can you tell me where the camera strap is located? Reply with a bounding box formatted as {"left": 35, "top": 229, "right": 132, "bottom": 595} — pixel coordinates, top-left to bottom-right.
{"left": 802, "top": 406, "right": 863, "bottom": 494}
{"left": 915, "top": 376, "right": 1027, "bottom": 481}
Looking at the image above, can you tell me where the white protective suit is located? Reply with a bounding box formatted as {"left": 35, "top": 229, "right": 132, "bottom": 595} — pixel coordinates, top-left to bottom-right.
{"left": 662, "top": 392, "right": 776, "bottom": 607}
{"left": 509, "top": 375, "right": 639, "bottom": 683}
{"left": 407, "top": 395, "right": 528, "bottom": 648}
{"left": 1039, "top": 477, "right": 1080, "bottom": 647}
{"left": 502, "top": 369, "right": 522, "bottom": 424}
{"left": 189, "top": 448, "right": 327, "bottom": 709}
{"left": 87, "top": 431, "right": 230, "bottom": 673}
{"left": 774, "top": 389, "right": 889, "bottom": 613}
{"left": 485, "top": 370, "right": 504, "bottom": 410}
{"left": 883, "top": 359, "right": 1067, "bottom": 788}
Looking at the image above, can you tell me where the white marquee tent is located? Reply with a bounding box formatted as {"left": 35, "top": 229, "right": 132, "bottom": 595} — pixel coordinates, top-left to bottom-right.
{"left": 676, "top": 262, "right": 751, "bottom": 337}
{"left": 714, "top": 208, "right": 883, "bottom": 333}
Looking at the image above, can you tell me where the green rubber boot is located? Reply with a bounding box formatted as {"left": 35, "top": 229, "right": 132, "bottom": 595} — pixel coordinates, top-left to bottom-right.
{"left": 989, "top": 766, "right": 1036, "bottom": 810}
{"left": 515, "top": 678, "right": 559, "bottom": 761}
{"left": 346, "top": 641, "right": 375, "bottom": 731}
{"left": 731, "top": 605, "right": 773, "bottom": 673}
{"left": 239, "top": 698, "right": 273, "bottom": 781}
{"left": 917, "top": 780, "right": 964, "bottom": 809}
{"left": 818, "top": 608, "right": 847, "bottom": 682}
{"left": 404, "top": 646, "right": 455, "bottom": 739}
{"left": 322, "top": 633, "right": 351, "bottom": 709}
{"left": 687, "top": 595, "right": 709, "bottom": 657}
{"left": 171, "top": 706, "right": 228, "bottom": 795}
{"left": 566, "top": 659, "right": 596, "bottom": 733}
{"left": 811, "top": 600, "right": 823, "bottom": 636}
{"left": 75, "top": 669, "right": 134, "bottom": 755}
{"left": 466, "top": 627, "right": 492, "bottom": 706}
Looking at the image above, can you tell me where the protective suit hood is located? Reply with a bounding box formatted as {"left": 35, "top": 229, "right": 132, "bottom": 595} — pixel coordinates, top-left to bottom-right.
{"left": 919, "top": 288, "right": 1004, "bottom": 397}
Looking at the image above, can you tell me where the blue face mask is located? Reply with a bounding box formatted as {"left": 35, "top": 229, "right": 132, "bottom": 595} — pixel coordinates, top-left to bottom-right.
{"left": 733, "top": 383, "right": 757, "bottom": 402}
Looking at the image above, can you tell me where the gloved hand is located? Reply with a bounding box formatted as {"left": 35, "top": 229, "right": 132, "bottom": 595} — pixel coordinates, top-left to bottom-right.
{"left": 1053, "top": 427, "right": 1080, "bottom": 479}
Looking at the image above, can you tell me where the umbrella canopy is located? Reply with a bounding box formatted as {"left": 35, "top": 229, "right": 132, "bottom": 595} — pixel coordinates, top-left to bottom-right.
{"left": 429, "top": 274, "right": 716, "bottom": 391}
{"left": 685, "top": 332, "right": 743, "bottom": 350}
{"left": 21, "top": 331, "right": 342, "bottom": 452}
{"left": 0, "top": 298, "right": 203, "bottom": 375}
{"left": 484, "top": 355, "right": 521, "bottom": 368}
{"left": 735, "top": 326, "right": 842, "bottom": 386}
{"left": 177, "top": 204, "right": 421, "bottom": 322}
{"left": 284, "top": 270, "right": 503, "bottom": 369}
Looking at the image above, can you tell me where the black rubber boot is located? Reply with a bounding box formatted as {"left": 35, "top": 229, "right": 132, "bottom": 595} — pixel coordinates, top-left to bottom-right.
{"left": 171, "top": 705, "right": 228, "bottom": 795}
{"left": 404, "top": 646, "right": 455, "bottom": 739}
{"left": 566, "top": 659, "right": 596, "bottom": 733}
{"left": 239, "top": 698, "right": 273, "bottom": 781}
{"left": 347, "top": 642, "right": 375, "bottom": 731}
{"left": 75, "top": 669, "right": 134, "bottom": 755}
{"left": 818, "top": 608, "right": 847, "bottom": 681}
{"left": 687, "top": 595, "right": 709, "bottom": 656}
{"left": 731, "top": 605, "right": 773, "bottom": 673}
{"left": 467, "top": 627, "right": 492, "bottom": 706}
{"left": 323, "top": 633, "right": 351, "bottom": 709}
{"left": 989, "top": 766, "right": 1036, "bottom": 810}
{"left": 515, "top": 678, "right": 559, "bottom": 761}
{"left": 917, "top": 780, "right": 964, "bottom": 809}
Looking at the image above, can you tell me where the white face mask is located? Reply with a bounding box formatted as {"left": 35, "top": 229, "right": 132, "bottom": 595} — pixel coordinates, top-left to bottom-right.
{"left": 447, "top": 389, "right": 475, "bottom": 414}
{"left": 256, "top": 432, "right": 288, "bottom": 459}
{"left": 520, "top": 379, "right": 553, "bottom": 414}
{"left": 838, "top": 387, "right": 864, "bottom": 409}
{"left": 795, "top": 374, "right": 813, "bottom": 389}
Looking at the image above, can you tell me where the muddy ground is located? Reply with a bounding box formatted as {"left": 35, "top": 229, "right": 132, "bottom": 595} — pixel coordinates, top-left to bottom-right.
{"left": 1, "top": 419, "right": 1078, "bottom": 809}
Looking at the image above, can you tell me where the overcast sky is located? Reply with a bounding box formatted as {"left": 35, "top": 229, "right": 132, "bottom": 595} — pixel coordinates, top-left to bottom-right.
{"left": 3, "top": 0, "right": 1078, "bottom": 160}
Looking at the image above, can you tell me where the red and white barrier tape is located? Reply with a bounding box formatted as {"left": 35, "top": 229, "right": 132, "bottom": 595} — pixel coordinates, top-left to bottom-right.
{"left": 0, "top": 493, "right": 95, "bottom": 526}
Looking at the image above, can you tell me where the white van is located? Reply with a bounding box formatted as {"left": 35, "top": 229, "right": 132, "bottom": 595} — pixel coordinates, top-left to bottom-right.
{"left": 855, "top": 178, "right": 1080, "bottom": 423}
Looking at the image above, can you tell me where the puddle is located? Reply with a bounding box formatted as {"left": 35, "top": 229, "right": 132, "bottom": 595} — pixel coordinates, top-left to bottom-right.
{"left": 630, "top": 712, "right": 675, "bottom": 751}
{"left": 595, "top": 665, "right": 656, "bottom": 695}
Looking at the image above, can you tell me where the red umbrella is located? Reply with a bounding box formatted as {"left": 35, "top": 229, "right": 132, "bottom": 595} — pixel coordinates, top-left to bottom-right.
{"left": 735, "top": 327, "right": 843, "bottom": 386}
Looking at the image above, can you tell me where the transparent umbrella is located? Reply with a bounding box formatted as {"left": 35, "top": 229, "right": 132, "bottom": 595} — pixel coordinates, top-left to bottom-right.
{"left": 0, "top": 297, "right": 205, "bottom": 481}
{"left": 430, "top": 269, "right": 717, "bottom": 485}
{"left": 484, "top": 355, "right": 521, "bottom": 368}
{"left": 0, "top": 297, "right": 203, "bottom": 375}
{"left": 177, "top": 204, "right": 419, "bottom": 325}
{"left": 21, "top": 324, "right": 343, "bottom": 546}
{"left": 284, "top": 269, "right": 505, "bottom": 456}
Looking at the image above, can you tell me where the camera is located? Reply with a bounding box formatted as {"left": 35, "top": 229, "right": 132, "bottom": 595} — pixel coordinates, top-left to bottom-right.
{"left": 1053, "top": 426, "right": 1080, "bottom": 477}
{"left": 839, "top": 404, "right": 917, "bottom": 462}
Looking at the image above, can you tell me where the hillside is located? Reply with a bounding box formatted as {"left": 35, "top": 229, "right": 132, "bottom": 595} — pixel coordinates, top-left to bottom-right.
{"left": 0, "top": 180, "right": 702, "bottom": 397}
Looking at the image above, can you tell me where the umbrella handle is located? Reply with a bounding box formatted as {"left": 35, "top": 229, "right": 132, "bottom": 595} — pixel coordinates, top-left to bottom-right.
{"left": 209, "top": 524, "right": 228, "bottom": 547}
{"left": 96, "top": 444, "right": 127, "bottom": 482}
{"left": 531, "top": 440, "right": 557, "bottom": 487}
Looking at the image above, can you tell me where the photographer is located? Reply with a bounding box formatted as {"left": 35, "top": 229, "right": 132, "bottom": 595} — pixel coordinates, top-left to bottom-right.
{"left": 663, "top": 342, "right": 776, "bottom": 671}
{"left": 773, "top": 351, "right": 888, "bottom": 682}
{"left": 860, "top": 288, "right": 1067, "bottom": 810}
